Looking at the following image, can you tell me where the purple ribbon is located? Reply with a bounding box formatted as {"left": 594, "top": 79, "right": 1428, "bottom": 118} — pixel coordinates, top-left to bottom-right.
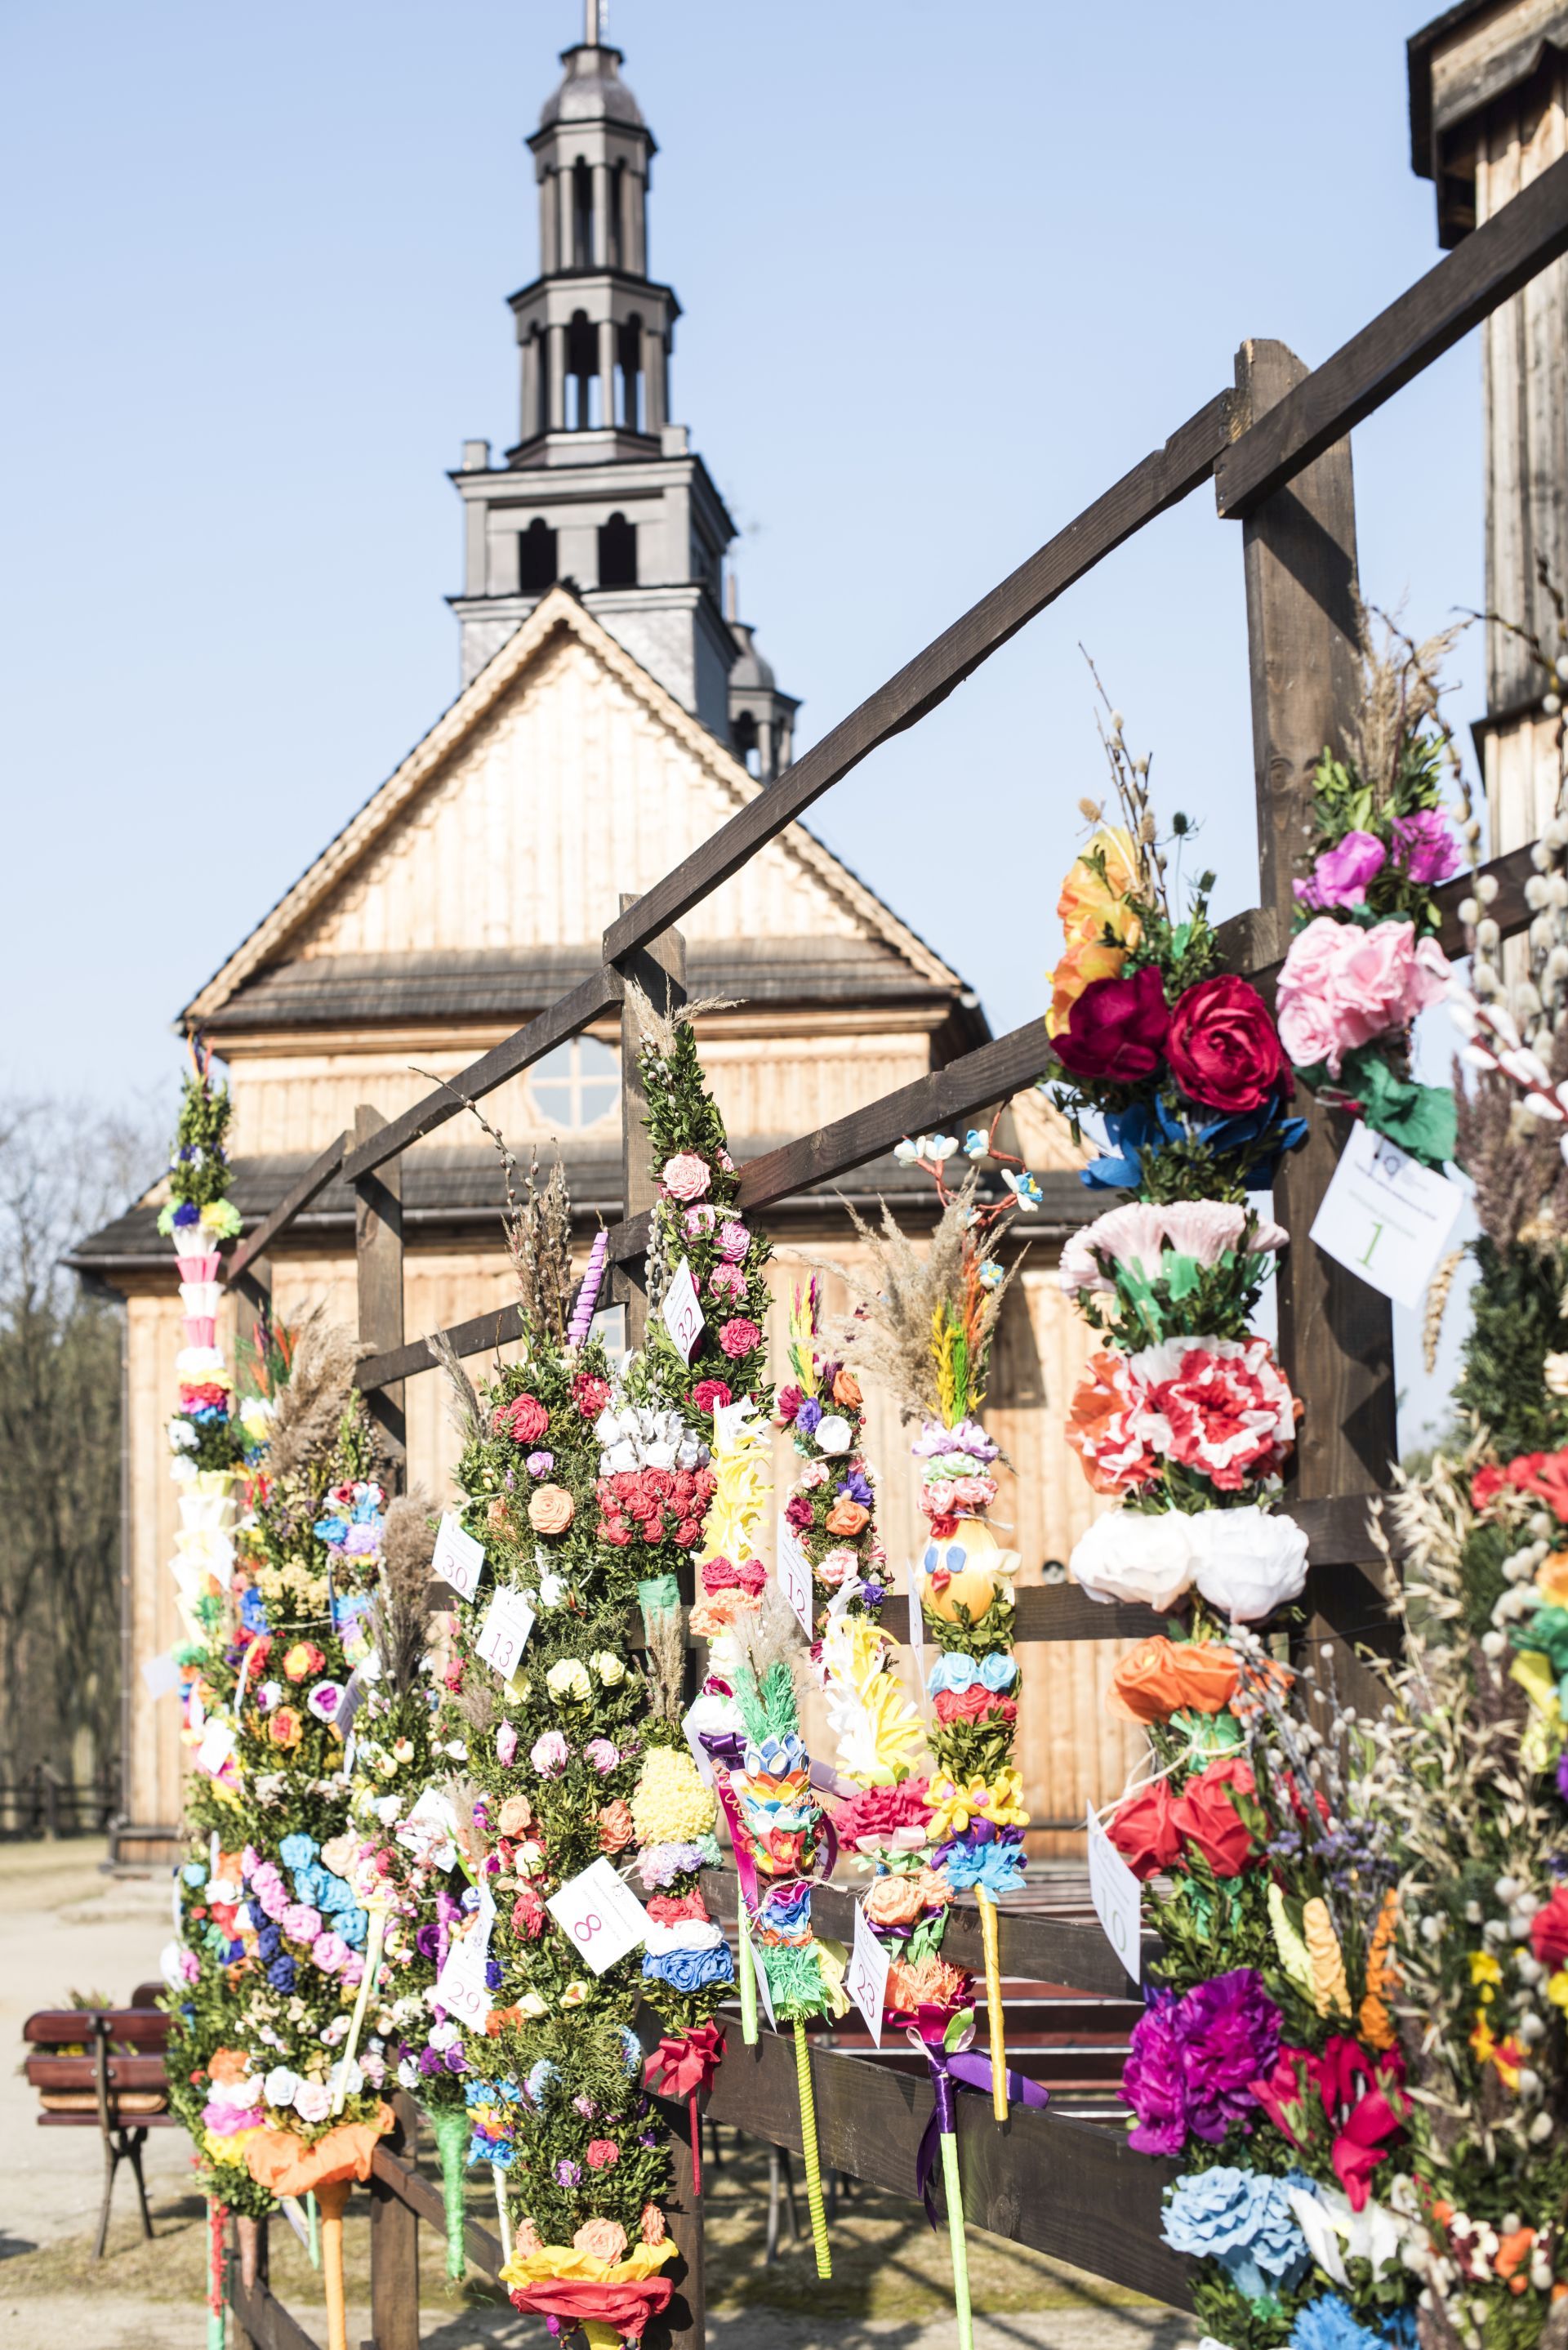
{"left": 914, "top": 2053, "right": 1049, "bottom": 2228}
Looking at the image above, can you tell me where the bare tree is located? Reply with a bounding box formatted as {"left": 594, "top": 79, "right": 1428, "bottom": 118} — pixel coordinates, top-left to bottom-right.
{"left": 0, "top": 1097, "right": 163, "bottom": 1796}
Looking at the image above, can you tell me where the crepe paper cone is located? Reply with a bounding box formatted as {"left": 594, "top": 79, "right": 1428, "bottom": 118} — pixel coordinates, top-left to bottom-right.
{"left": 316, "top": 2177, "right": 350, "bottom": 2350}
{"left": 492, "top": 2164, "right": 513, "bottom": 2266}
{"left": 791, "top": 2021, "right": 831, "bottom": 2281}
{"left": 307, "top": 2187, "right": 321, "bottom": 2269}
{"left": 737, "top": 1904, "right": 759, "bottom": 2045}
{"left": 939, "top": 2131, "right": 974, "bottom": 2350}
{"left": 430, "top": 2106, "right": 469, "bottom": 2281}
{"left": 176, "top": 1252, "right": 222, "bottom": 1282}
{"left": 332, "top": 1908, "right": 385, "bottom": 2112}
{"left": 180, "top": 1281, "right": 224, "bottom": 1320}
{"left": 978, "top": 1890, "right": 1008, "bottom": 2121}
{"left": 183, "top": 1317, "right": 218, "bottom": 1349}
{"left": 207, "top": 2198, "right": 227, "bottom": 2350}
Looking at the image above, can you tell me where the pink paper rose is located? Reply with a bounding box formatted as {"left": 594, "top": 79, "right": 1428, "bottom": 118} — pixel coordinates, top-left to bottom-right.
{"left": 281, "top": 1902, "right": 323, "bottom": 1945}
{"left": 310, "top": 1930, "right": 350, "bottom": 1973}
{"left": 661, "top": 1153, "right": 710, "bottom": 1202}
{"left": 708, "top": 1262, "right": 746, "bottom": 1301}
{"left": 584, "top": 1737, "right": 620, "bottom": 1776}
{"left": 1294, "top": 828, "right": 1386, "bottom": 910}
{"left": 293, "top": 2080, "right": 331, "bottom": 2125}
{"left": 1276, "top": 916, "right": 1449, "bottom": 1076}
{"left": 715, "top": 1221, "right": 750, "bottom": 1260}
{"left": 718, "top": 1317, "right": 762, "bottom": 1360}
{"left": 530, "top": 1730, "right": 570, "bottom": 1777}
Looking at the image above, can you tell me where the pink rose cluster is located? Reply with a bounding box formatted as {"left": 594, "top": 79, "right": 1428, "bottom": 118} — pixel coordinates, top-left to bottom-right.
{"left": 1276, "top": 916, "right": 1450, "bottom": 1077}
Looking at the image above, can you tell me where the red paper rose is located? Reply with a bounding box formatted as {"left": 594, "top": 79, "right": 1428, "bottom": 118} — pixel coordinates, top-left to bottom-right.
{"left": 495, "top": 1393, "right": 549, "bottom": 1445}
{"left": 933, "top": 1686, "right": 1018, "bottom": 1729}
{"left": 775, "top": 1385, "right": 803, "bottom": 1422}
{"left": 511, "top": 1887, "right": 546, "bottom": 1938}
{"left": 1107, "top": 1779, "right": 1183, "bottom": 1880}
{"left": 1471, "top": 1464, "right": 1507, "bottom": 1512}
{"left": 784, "top": 1495, "right": 813, "bottom": 1531}
{"left": 1051, "top": 962, "right": 1169, "bottom": 1082}
{"left": 1169, "top": 1756, "right": 1258, "bottom": 1877}
{"left": 692, "top": 1379, "right": 733, "bottom": 1414}
{"left": 572, "top": 1373, "right": 610, "bottom": 1419}
{"left": 1165, "top": 975, "right": 1284, "bottom": 1113}
{"left": 1530, "top": 1884, "right": 1568, "bottom": 1969}
{"left": 718, "top": 1317, "right": 762, "bottom": 1361}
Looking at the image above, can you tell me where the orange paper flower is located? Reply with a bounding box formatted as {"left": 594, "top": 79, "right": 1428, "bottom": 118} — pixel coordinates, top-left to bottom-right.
{"left": 886, "top": 1951, "right": 969, "bottom": 2018}
{"left": 831, "top": 1370, "right": 862, "bottom": 1408}
{"left": 825, "top": 1497, "right": 871, "bottom": 1538}
{"left": 528, "top": 1484, "right": 575, "bottom": 1536}
{"left": 597, "top": 1799, "right": 635, "bottom": 1853}
{"left": 864, "top": 1874, "right": 926, "bottom": 1929}
{"left": 1045, "top": 937, "right": 1129, "bottom": 1039}
{"left": 1107, "top": 1636, "right": 1242, "bottom": 1724}
{"left": 269, "top": 1707, "right": 303, "bottom": 1749}
{"left": 1359, "top": 1889, "right": 1401, "bottom": 2052}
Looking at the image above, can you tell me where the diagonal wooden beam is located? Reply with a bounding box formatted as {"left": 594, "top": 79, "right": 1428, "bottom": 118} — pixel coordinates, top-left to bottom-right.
{"left": 602, "top": 391, "right": 1236, "bottom": 965}
{"left": 225, "top": 1131, "right": 348, "bottom": 1286}
{"left": 1216, "top": 151, "right": 1568, "bottom": 517}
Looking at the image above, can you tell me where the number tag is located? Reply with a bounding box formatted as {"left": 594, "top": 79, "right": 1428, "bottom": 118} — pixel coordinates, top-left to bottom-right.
{"left": 195, "top": 1719, "right": 236, "bottom": 1777}
{"left": 432, "top": 1930, "right": 492, "bottom": 2029}
{"left": 433, "top": 1512, "right": 485, "bottom": 1603}
{"left": 546, "top": 1857, "right": 648, "bottom": 1976}
{"left": 777, "top": 1512, "right": 815, "bottom": 1639}
{"left": 1309, "top": 1120, "right": 1465, "bottom": 1311}
{"left": 476, "top": 1585, "right": 536, "bottom": 1680}
{"left": 846, "top": 1899, "right": 891, "bottom": 2047}
{"left": 1085, "top": 1805, "right": 1143, "bottom": 1980}
{"left": 662, "top": 1257, "right": 705, "bottom": 1365}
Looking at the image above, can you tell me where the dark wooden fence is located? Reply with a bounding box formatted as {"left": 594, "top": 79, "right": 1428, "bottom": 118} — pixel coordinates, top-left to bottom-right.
{"left": 216, "top": 152, "right": 1568, "bottom": 2350}
{"left": 0, "top": 1762, "right": 119, "bottom": 1839}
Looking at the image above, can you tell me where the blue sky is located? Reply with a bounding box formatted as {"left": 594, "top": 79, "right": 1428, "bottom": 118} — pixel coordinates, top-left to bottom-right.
{"left": 2, "top": 0, "right": 1483, "bottom": 1433}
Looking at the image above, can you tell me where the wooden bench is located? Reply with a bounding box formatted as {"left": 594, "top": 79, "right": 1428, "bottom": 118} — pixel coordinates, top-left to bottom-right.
{"left": 22, "top": 1992, "right": 175, "bottom": 2258}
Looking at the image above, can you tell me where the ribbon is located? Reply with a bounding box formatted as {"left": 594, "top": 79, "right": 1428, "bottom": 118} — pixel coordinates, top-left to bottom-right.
{"left": 645, "top": 2023, "right": 725, "bottom": 2198}
{"left": 906, "top": 2013, "right": 1049, "bottom": 2227}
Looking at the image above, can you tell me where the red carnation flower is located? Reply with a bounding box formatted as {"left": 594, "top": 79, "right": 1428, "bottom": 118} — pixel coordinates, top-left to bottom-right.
{"left": 1052, "top": 962, "right": 1169, "bottom": 1083}
{"left": 784, "top": 1495, "right": 813, "bottom": 1532}
{"left": 692, "top": 1378, "right": 733, "bottom": 1414}
{"left": 511, "top": 1887, "right": 546, "bottom": 1939}
{"left": 572, "top": 1372, "right": 610, "bottom": 1419}
{"left": 775, "top": 1385, "right": 804, "bottom": 1422}
{"left": 1165, "top": 974, "right": 1283, "bottom": 1113}
{"left": 1530, "top": 1884, "right": 1568, "bottom": 1969}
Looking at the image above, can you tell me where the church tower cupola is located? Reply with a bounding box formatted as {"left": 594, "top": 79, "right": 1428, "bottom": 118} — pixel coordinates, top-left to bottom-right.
{"left": 448, "top": 3, "right": 799, "bottom": 760}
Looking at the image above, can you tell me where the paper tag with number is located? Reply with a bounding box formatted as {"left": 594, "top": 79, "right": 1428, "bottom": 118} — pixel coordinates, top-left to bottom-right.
{"left": 476, "top": 1585, "right": 536, "bottom": 1680}
{"left": 433, "top": 1511, "right": 485, "bottom": 1603}
{"left": 776, "top": 1512, "right": 815, "bottom": 1639}
{"left": 1085, "top": 1804, "right": 1143, "bottom": 1979}
{"left": 546, "top": 1857, "right": 648, "bottom": 1975}
{"left": 195, "top": 1719, "right": 236, "bottom": 1777}
{"left": 846, "top": 1900, "right": 891, "bottom": 2047}
{"left": 1309, "top": 1121, "right": 1466, "bottom": 1311}
{"left": 140, "top": 1651, "right": 180, "bottom": 1701}
{"left": 662, "top": 1257, "right": 705, "bottom": 1364}
{"left": 432, "top": 1929, "right": 492, "bottom": 2029}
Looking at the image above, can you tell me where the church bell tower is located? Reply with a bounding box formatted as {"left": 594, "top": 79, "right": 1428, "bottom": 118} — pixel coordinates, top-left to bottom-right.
{"left": 449, "top": 2, "right": 797, "bottom": 772}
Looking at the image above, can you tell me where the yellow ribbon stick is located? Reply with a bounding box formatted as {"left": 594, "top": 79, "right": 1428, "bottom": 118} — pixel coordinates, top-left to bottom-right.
{"left": 978, "top": 1889, "right": 1009, "bottom": 2120}
{"left": 332, "top": 1905, "right": 387, "bottom": 2114}
{"left": 791, "top": 2019, "right": 832, "bottom": 2280}
{"left": 737, "top": 1904, "right": 760, "bottom": 2045}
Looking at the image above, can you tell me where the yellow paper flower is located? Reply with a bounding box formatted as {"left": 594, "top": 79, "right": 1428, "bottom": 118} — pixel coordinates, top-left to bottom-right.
{"left": 630, "top": 1746, "right": 715, "bottom": 1847}
{"left": 500, "top": 2237, "right": 679, "bottom": 2350}
{"left": 1267, "top": 1882, "right": 1314, "bottom": 2006}
{"left": 1058, "top": 827, "right": 1143, "bottom": 947}
{"left": 545, "top": 1659, "right": 592, "bottom": 1705}
{"left": 927, "top": 1770, "right": 1025, "bottom": 1839}
{"left": 1548, "top": 1969, "right": 1568, "bottom": 2011}
{"left": 1469, "top": 1950, "right": 1503, "bottom": 2000}
{"left": 697, "top": 1407, "right": 772, "bottom": 1570}
{"left": 1303, "top": 1896, "right": 1352, "bottom": 2022}
{"left": 822, "top": 1616, "right": 923, "bottom": 1787}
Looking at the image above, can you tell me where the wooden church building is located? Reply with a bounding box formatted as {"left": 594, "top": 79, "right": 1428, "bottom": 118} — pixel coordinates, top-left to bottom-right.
{"left": 74, "top": 14, "right": 1125, "bottom": 1862}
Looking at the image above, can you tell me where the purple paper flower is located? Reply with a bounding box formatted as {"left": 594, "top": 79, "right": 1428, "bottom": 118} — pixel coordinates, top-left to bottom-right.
{"left": 1294, "top": 830, "right": 1386, "bottom": 910}
{"left": 1121, "top": 1969, "right": 1281, "bottom": 2155}
{"left": 556, "top": 2158, "right": 581, "bottom": 2188}
{"left": 795, "top": 1398, "right": 823, "bottom": 1436}
{"left": 1392, "top": 809, "right": 1461, "bottom": 885}
{"left": 525, "top": 1451, "right": 555, "bottom": 1478}
{"left": 415, "top": 1921, "right": 443, "bottom": 1960}
{"left": 840, "top": 1469, "right": 874, "bottom": 1507}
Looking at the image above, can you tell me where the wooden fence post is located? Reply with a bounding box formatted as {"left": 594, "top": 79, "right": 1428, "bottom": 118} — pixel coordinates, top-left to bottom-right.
{"left": 367, "top": 2094, "right": 421, "bottom": 2350}
{"left": 612, "top": 897, "right": 688, "bottom": 1352}
{"left": 353, "top": 1104, "right": 406, "bottom": 1470}
{"left": 1233, "top": 338, "right": 1398, "bottom": 1710}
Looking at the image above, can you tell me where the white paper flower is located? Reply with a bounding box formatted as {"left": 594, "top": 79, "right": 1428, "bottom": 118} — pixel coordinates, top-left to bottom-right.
{"left": 893, "top": 1139, "right": 920, "bottom": 1164}
{"left": 813, "top": 1413, "right": 853, "bottom": 1456}
{"left": 1188, "top": 1506, "right": 1307, "bottom": 1623}
{"left": 167, "top": 1417, "right": 198, "bottom": 1452}
{"left": 538, "top": 1572, "right": 567, "bottom": 1608}
{"left": 1069, "top": 1508, "right": 1197, "bottom": 1609}
{"left": 264, "top": 2065, "right": 301, "bottom": 2109}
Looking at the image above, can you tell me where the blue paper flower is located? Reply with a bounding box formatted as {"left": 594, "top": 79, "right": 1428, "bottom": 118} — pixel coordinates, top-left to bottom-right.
{"left": 1164, "top": 2167, "right": 1312, "bottom": 2304}
{"left": 526, "top": 2060, "right": 559, "bottom": 2105}
{"left": 279, "top": 1832, "right": 318, "bottom": 1873}
{"left": 1290, "top": 2295, "right": 1384, "bottom": 2350}
{"left": 1084, "top": 1089, "right": 1307, "bottom": 1193}
{"left": 642, "top": 1944, "right": 735, "bottom": 1995}
{"left": 182, "top": 1862, "right": 208, "bottom": 1887}
{"left": 239, "top": 1588, "right": 269, "bottom": 1633}
{"left": 338, "top": 1906, "right": 368, "bottom": 1951}
{"left": 315, "top": 1872, "right": 353, "bottom": 1916}
{"left": 313, "top": 1515, "right": 349, "bottom": 1545}
{"left": 940, "top": 1835, "right": 1027, "bottom": 1895}
{"left": 256, "top": 1924, "right": 283, "bottom": 1962}
{"left": 265, "top": 1955, "right": 297, "bottom": 1993}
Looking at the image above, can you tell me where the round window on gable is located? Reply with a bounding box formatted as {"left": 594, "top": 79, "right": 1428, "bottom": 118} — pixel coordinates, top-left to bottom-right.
{"left": 528, "top": 1037, "right": 620, "bottom": 1132}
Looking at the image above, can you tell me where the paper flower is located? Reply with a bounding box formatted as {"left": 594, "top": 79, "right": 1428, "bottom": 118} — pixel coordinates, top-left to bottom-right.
{"left": 1070, "top": 1506, "right": 1197, "bottom": 1609}
{"left": 1162, "top": 2165, "right": 1312, "bottom": 2299}
{"left": 1189, "top": 1505, "right": 1308, "bottom": 1622}
{"left": 1276, "top": 916, "right": 1450, "bottom": 1077}
{"left": 1122, "top": 1971, "right": 1282, "bottom": 2154}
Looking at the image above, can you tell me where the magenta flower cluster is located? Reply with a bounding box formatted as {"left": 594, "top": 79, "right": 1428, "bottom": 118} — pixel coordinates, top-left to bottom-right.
{"left": 1120, "top": 1968, "right": 1282, "bottom": 2156}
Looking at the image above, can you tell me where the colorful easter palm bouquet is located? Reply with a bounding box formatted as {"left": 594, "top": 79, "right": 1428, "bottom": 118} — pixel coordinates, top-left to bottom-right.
{"left": 1275, "top": 616, "right": 1468, "bottom": 1171}
{"left": 1045, "top": 707, "right": 1311, "bottom": 1629}
{"left": 178, "top": 1328, "right": 396, "bottom": 2350}
{"left": 1362, "top": 725, "right": 1568, "bottom": 2350}
{"left": 1104, "top": 1625, "right": 1415, "bottom": 2350}
{"left": 434, "top": 1146, "right": 679, "bottom": 2348}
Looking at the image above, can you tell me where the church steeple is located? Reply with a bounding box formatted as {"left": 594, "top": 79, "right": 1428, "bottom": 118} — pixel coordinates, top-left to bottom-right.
{"left": 448, "top": 7, "right": 799, "bottom": 769}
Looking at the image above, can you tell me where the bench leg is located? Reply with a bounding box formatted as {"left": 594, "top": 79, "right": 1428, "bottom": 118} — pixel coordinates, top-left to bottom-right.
{"left": 127, "top": 2128, "right": 153, "bottom": 2239}
{"left": 93, "top": 2134, "right": 124, "bottom": 2261}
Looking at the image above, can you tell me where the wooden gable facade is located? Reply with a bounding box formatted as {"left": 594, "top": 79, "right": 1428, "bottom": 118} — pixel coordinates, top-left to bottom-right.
{"left": 74, "top": 590, "right": 1132, "bottom": 1856}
